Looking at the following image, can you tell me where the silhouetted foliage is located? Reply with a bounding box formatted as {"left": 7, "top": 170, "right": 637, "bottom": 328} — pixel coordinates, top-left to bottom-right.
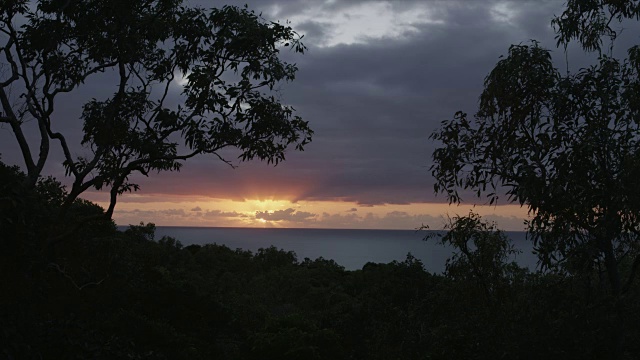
{"left": 0, "top": 0, "right": 311, "bottom": 246}
{"left": 3, "top": 197, "right": 638, "bottom": 359}
{"left": 552, "top": 0, "right": 640, "bottom": 53}
{"left": 3, "top": 1, "right": 640, "bottom": 359}
{"left": 431, "top": 42, "right": 640, "bottom": 292}
{"left": 2, "top": 173, "right": 640, "bottom": 358}
{"left": 430, "top": 1, "right": 640, "bottom": 357}
{"left": 427, "top": 212, "right": 524, "bottom": 305}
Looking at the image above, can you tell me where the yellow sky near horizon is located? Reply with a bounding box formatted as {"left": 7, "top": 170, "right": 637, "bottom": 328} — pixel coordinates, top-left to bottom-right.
{"left": 83, "top": 192, "right": 531, "bottom": 231}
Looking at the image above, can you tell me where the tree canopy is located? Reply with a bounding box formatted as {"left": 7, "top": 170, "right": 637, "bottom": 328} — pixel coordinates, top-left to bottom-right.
{"left": 430, "top": 0, "right": 640, "bottom": 303}
{"left": 431, "top": 2, "right": 640, "bottom": 356}
{"left": 0, "top": 0, "right": 311, "bottom": 233}
{"left": 552, "top": 0, "right": 640, "bottom": 53}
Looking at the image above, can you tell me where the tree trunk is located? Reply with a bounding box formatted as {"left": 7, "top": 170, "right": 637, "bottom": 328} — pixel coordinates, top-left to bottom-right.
{"left": 602, "top": 236, "right": 624, "bottom": 359}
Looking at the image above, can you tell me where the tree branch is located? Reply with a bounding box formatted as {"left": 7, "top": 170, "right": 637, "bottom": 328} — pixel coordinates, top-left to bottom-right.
{"left": 48, "top": 262, "right": 108, "bottom": 291}
{"left": 0, "top": 34, "right": 19, "bottom": 87}
{"left": 0, "top": 87, "right": 36, "bottom": 178}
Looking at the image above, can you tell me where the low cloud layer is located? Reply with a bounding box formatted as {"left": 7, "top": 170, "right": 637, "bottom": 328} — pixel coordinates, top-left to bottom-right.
{"left": 255, "top": 208, "right": 316, "bottom": 223}
{"left": 111, "top": 205, "right": 528, "bottom": 231}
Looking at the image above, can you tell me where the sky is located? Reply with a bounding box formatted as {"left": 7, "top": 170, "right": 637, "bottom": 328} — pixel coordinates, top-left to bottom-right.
{"left": 1, "top": 0, "right": 624, "bottom": 230}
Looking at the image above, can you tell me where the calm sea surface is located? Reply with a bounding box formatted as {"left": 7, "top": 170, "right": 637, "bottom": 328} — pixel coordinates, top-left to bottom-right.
{"left": 120, "top": 226, "right": 539, "bottom": 273}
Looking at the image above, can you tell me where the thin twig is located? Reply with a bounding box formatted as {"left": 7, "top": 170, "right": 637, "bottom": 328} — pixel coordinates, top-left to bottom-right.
{"left": 48, "top": 262, "right": 108, "bottom": 291}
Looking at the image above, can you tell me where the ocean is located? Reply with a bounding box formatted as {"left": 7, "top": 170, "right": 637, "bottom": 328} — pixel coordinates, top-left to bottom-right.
{"left": 132, "top": 226, "right": 538, "bottom": 273}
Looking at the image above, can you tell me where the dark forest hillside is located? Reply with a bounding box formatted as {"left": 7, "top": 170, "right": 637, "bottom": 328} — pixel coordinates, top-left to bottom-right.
{"left": 2, "top": 161, "right": 639, "bottom": 359}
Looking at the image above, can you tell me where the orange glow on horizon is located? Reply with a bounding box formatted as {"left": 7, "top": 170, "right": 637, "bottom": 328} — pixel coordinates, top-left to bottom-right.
{"left": 83, "top": 192, "right": 531, "bottom": 231}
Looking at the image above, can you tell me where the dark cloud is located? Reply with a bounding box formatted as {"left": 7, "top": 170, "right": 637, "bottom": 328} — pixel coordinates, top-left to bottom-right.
{"left": 117, "top": 208, "right": 187, "bottom": 218}
{"left": 161, "top": 209, "right": 186, "bottom": 216}
{"left": 255, "top": 208, "right": 317, "bottom": 222}
{"left": 191, "top": 206, "right": 202, "bottom": 212}
{"left": 111, "top": 207, "right": 250, "bottom": 227}
{"left": 127, "top": 0, "right": 569, "bottom": 206}
{"left": 2, "top": 0, "right": 609, "bottom": 209}
{"left": 294, "top": 20, "right": 330, "bottom": 42}
{"left": 203, "top": 210, "right": 247, "bottom": 218}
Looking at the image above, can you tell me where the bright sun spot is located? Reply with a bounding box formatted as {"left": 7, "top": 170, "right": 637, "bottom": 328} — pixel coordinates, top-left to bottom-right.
{"left": 243, "top": 199, "right": 294, "bottom": 211}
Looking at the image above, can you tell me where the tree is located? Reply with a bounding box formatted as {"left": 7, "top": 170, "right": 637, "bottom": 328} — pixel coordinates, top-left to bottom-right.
{"left": 551, "top": 0, "right": 640, "bottom": 53}
{"left": 0, "top": 0, "right": 311, "bottom": 244}
{"left": 431, "top": 4, "right": 640, "bottom": 297}
{"left": 428, "top": 212, "right": 522, "bottom": 304}
{"left": 431, "top": 42, "right": 640, "bottom": 296}
{"left": 430, "top": 1, "right": 640, "bottom": 357}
